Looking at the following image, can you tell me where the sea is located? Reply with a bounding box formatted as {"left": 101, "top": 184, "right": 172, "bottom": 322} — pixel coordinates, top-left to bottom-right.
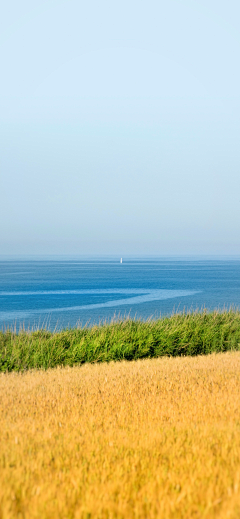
{"left": 1, "top": 257, "right": 240, "bottom": 331}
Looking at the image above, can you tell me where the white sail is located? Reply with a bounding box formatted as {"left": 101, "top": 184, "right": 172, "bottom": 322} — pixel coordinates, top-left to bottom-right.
{"left": 120, "top": 258, "right": 122, "bottom": 263}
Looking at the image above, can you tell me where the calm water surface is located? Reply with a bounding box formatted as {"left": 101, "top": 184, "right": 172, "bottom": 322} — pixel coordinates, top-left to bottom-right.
{"left": 0, "top": 258, "right": 240, "bottom": 330}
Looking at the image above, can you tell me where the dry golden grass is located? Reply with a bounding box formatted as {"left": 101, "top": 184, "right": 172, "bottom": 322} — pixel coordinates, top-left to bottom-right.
{"left": 1, "top": 353, "right": 240, "bottom": 518}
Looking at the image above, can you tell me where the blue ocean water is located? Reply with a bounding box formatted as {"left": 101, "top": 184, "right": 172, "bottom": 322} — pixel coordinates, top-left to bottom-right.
{"left": 0, "top": 258, "right": 240, "bottom": 330}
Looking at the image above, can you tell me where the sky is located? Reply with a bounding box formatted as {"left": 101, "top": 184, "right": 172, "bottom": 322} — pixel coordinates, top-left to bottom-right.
{"left": 1, "top": 0, "right": 240, "bottom": 256}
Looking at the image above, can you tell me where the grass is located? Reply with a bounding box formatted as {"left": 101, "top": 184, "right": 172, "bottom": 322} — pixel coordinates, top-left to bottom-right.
{"left": 1, "top": 352, "right": 240, "bottom": 518}
{"left": 1, "top": 308, "right": 240, "bottom": 372}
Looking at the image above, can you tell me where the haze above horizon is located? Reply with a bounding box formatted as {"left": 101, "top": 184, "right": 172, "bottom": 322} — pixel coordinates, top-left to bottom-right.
{"left": 1, "top": 0, "right": 240, "bottom": 256}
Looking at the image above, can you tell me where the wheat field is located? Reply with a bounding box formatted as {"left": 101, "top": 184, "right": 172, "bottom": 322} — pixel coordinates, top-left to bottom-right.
{"left": 1, "top": 353, "right": 240, "bottom": 518}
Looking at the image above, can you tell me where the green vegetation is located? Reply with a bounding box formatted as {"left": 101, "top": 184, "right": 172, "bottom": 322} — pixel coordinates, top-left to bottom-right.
{"left": 1, "top": 309, "right": 240, "bottom": 372}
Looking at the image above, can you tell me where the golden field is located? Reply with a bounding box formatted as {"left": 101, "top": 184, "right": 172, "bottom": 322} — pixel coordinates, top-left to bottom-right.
{"left": 1, "top": 353, "right": 240, "bottom": 518}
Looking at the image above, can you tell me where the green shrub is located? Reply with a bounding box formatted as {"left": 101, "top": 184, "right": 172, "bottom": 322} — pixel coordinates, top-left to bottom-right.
{"left": 1, "top": 309, "right": 240, "bottom": 372}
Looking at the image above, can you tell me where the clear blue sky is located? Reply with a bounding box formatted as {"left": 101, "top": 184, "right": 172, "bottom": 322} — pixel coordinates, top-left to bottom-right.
{"left": 1, "top": 0, "right": 240, "bottom": 256}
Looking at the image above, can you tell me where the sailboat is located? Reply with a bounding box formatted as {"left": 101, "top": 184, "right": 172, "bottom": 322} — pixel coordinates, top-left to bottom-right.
{"left": 120, "top": 258, "right": 123, "bottom": 263}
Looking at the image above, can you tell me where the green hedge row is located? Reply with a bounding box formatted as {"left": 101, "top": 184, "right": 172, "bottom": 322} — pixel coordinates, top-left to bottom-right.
{"left": 1, "top": 309, "right": 240, "bottom": 372}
